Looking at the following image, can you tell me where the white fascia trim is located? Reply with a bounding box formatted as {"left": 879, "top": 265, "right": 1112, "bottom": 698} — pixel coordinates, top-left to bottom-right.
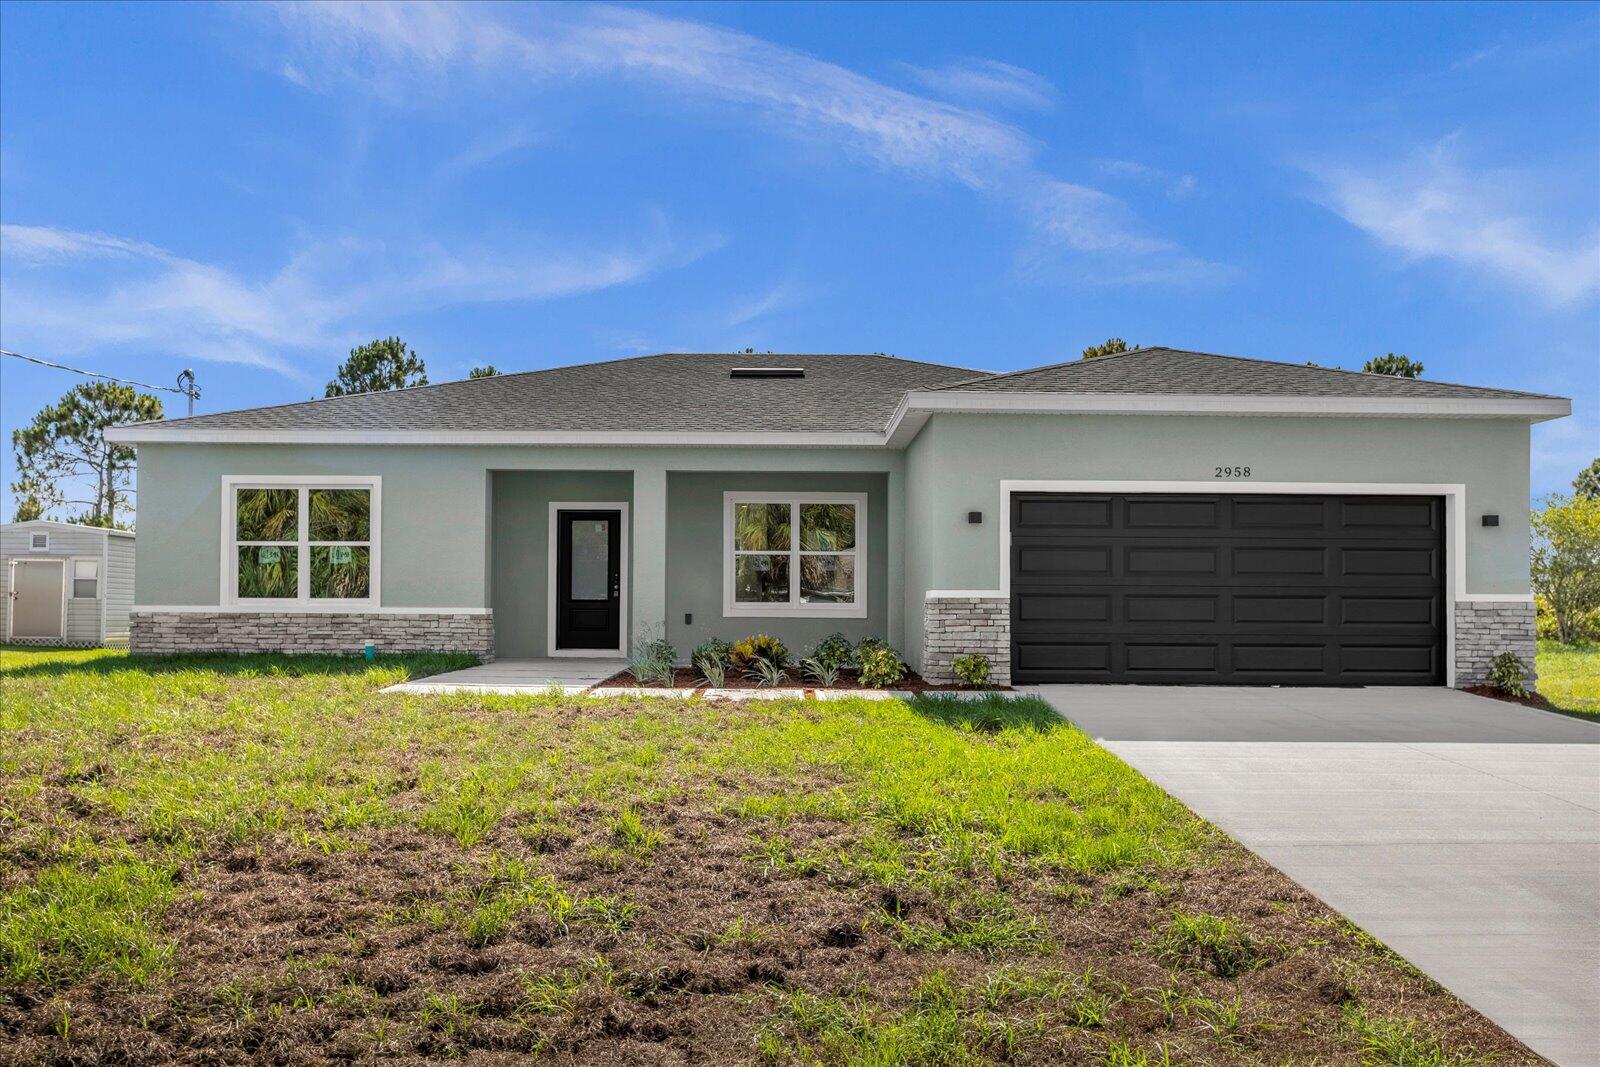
{"left": 925, "top": 589, "right": 1005, "bottom": 598}
{"left": 884, "top": 391, "right": 1570, "bottom": 446}
{"left": 1455, "top": 593, "right": 1536, "bottom": 603}
{"left": 132, "top": 604, "right": 492, "bottom": 615}
{"left": 996, "top": 480, "right": 1479, "bottom": 687}
{"left": 106, "top": 427, "right": 886, "bottom": 447}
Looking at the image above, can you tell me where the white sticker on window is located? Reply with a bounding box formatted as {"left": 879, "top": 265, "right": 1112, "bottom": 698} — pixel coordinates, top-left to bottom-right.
{"left": 331, "top": 546, "right": 353, "bottom": 564}
{"left": 259, "top": 546, "right": 281, "bottom": 564}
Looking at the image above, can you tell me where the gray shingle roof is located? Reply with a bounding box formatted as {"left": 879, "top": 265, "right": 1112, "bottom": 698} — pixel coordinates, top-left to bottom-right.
{"left": 141, "top": 353, "right": 984, "bottom": 435}
{"left": 122, "top": 347, "right": 1564, "bottom": 438}
{"left": 930, "top": 346, "right": 1560, "bottom": 400}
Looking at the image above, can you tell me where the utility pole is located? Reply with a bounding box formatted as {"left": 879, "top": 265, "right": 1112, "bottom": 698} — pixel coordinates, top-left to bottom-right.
{"left": 176, "top": 369, "right": 199, "bottom": 417}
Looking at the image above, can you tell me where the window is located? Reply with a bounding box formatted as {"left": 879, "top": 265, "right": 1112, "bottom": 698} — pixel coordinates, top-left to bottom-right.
{"left": 723, "top": 492, "right": 865, "bottom": 617}
{"left": 72, "top": 560, "right": 99, "bottom": 599}
{"left": 225, "top": 478, "right": 379, "bottom": 607}
{"left": 29, "top": 532, "right": 48, "bottom": 551}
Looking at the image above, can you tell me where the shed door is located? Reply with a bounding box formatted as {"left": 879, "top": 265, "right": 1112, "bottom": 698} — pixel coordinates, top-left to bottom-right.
{"left": 11, "top": 560, "right": 66, "bottom": 639}
{"left": 1010, "top": 493, "right": 1444, "bottom": 686}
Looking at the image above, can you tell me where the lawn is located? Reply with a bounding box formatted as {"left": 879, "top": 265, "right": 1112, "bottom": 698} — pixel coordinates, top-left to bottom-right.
{"left": 0, "top": 647, "right": 1532, "bottom": 1064}
{"left": 1537, "top": 639, "right": 1600, "bottom": 718}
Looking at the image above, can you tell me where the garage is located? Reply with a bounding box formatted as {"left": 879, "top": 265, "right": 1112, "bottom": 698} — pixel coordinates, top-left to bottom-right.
{"left": 1009, "top": 492, "right": 1445, "bottom": 685}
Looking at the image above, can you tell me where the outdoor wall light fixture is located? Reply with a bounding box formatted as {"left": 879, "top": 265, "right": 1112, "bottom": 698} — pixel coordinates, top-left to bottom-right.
{"left": 968, "top": 511, "right": 984, "bottom": 524}
{"left": 1481, "top": 514, "right": 1500, "bottom": 527}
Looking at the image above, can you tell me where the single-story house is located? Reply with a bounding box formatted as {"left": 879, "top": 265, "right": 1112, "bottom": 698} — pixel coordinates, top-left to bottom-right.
{"left": 105, "top": 347, "right": 1569, "bottom": 687}
{"left": 2, "top": 519, "right": 136, "bottom": 646}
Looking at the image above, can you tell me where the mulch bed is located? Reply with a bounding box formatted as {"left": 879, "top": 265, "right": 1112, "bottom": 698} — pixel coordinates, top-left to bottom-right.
{"left": 596, "top": 666, "right": 1010, "bottom": 693}
{"left": 1462, "top": 684, "right": 1558, "bottom": 710}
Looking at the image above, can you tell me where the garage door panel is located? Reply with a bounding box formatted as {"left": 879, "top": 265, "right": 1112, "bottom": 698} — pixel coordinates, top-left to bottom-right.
{"left": 1010, "top": 492, "right": 1443, "bottom": 686}
{"left": 1233, "top": 545, "right": 1327, "bottom": 576}
{"left": 1014, "top": 593, "right": 1110, "bottom": 622}
{"left": 1125, "top": 546, "right": 1218, "bottom": 574}
{"left": 1125, "top": 497, "right": 1220, "bottom": 529}
{"left": 1015, "top": 497, "right": 1111, "bottom": 528}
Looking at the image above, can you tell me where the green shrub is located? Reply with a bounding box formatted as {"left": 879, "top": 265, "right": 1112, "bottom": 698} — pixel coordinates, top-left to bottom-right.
{"left": 811, "top": 632, "right": 856, "bottom": 671}
{"left": 951, "top": 654, "right": 991, "bottom": 687}
{"left": 1487, "top": 652, "right": 1528, "bottom": 697}
{"left": 746, "top": 657, "right": 789, "bottom": 687}
{"left": 693, "top": 653, "right": 726, "bottom": 688}
{"left": 857, "top": 644, "right": 907, "bottom": 688}
{"left": 730, "top": 634, "right": 790, "bottom": 670}
{"left": 627, "top": 635, "right": 676, "bottom": 686}
{"left": 692, "top": 637, "right": 732, "bottom": 666}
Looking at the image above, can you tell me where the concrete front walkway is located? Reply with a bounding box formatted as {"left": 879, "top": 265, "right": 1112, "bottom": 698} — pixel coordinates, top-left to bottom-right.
{"left": 1039, "top": 685, "right": 1600, "bottom": 1067}
{"left": 386, "top": 658, "right": 627, "bottom": 695}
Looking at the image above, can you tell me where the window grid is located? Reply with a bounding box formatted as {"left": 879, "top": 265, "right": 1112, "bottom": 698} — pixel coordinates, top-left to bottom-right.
{"left": 725, "top": 493, "right": 865, "bottom": 618}
{"left": 231, "top": 484, "right": 374, "bottom": 605}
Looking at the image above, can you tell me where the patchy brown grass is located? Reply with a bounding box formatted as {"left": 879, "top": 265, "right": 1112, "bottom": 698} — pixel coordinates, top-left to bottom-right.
{"left": 0, "top": 647, "right": 1534, "bottom": 1064}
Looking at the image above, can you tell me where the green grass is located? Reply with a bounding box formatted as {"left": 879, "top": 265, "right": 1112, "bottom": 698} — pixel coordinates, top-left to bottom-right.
{"left": 1537, "top": 639, "right": 1600, "bottom": 718}
{"left": 0, "top": 646, "right": 1512, "bottom": 1061}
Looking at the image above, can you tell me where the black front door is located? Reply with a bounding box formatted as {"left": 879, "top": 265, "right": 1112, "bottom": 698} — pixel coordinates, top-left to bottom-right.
{"left": 555, "top": 510, "right": 622, "bottom": 651}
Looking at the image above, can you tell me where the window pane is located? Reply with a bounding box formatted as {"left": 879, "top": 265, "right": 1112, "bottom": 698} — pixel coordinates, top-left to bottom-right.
{"left": 734, "top": 554, "right": 790, "bottom": 603}
{"left": 570, "top": 519, "right": 610, "bottom": 601}
{"left": 800, "top": 503, "right": 856, "bottom": 551}
{"left": 311, "top": 546, "right": 370, "bottom": 599}
{"left": 73, "top": 579, "right": 98, "bottom": 599}
{"left": 734, "top": 502, "right": 790, "bottom": 551}
{"left": 237, "top": 488, "right": 297, "bottom": 542}
{"left": 800, "top": 554, "right": 855, "bottom": 603}
{"left": 309, "top": 489, "right": 370, "bottom": 541}
{"left": 74, "top": 560, "right": 98, "bottom": 579}
{"left": 238, "top": 545, "right": 297, "bottom": 598}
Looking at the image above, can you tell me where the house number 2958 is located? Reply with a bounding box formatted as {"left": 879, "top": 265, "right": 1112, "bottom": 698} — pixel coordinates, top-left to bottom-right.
{"left": 1214, "top": 466, "right": 1252, "bottom": 478}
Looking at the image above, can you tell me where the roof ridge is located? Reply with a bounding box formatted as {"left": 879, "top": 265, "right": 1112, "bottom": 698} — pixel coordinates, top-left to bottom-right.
{"left": 932, "top": 345, "right": 1561, "bottom": 400}
{"left": 929, "top": 345, "right": 1172, "bottom": 391}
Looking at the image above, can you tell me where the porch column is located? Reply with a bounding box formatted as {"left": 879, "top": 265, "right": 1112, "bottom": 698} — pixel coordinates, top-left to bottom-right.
{"left": 887, "top": 464, "right": 905, "bottom": 652}
{"left": 631, "top": 465, "right": 668, "bottom": 651}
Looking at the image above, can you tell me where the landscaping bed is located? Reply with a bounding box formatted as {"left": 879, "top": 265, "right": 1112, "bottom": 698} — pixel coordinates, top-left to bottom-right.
{"left": 0, "top": 646, "right": 1535, "bottom": 1064}
{"left": 596, "top": 665, "right": 1011, "bottom": 694}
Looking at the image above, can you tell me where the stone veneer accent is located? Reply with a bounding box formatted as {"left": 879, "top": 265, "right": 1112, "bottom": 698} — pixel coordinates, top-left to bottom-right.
{"left": 130, "top": 611, "right": 495, "bottom": 660}
{"left": 1452, "top": 600, "right": 1536, "bottom": 689}
{"left": 922, "top": 594, "right": 1011, "bottom": 686}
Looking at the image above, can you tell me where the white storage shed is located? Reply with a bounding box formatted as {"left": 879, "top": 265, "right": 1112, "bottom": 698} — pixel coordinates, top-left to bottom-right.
{"left": 2, "top": 520, "right": 135, "bottom": 646}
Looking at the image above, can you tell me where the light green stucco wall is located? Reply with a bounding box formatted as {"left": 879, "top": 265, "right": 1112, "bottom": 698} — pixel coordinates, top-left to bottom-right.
{"left": 901, "top": 412, "right": 1533, "bottom": 615}
{"left": 490, "top": 470, "right": 632, "bottom": 658}
{"left": 666, "top": 472, "right": 889, "bottom": 659}
{"left": 132, "top": 443, "right": 904, "bottom": 654}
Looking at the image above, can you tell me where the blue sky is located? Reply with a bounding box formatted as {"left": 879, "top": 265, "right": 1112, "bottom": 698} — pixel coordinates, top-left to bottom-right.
{"left": 2, "top": 0, "right": 1596, "bottom": 517}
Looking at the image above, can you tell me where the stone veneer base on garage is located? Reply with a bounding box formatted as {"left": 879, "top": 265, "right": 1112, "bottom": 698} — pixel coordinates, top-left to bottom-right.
{"left": 129, "top": 611, "right": 495, "bottom": 660}
{"left": 922, "top": 594, "right": 1011, "bottom": 686}
{"left": 1452, "top": 600, "right": 1537, "bottom": 689}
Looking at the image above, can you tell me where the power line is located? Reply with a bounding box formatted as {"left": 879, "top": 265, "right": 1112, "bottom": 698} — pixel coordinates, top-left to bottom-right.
{"left": 1, "top": 348, "right": 189, "bottom": 395}
{"left": 2, "top": 348, "right": 199, "bottom": 415}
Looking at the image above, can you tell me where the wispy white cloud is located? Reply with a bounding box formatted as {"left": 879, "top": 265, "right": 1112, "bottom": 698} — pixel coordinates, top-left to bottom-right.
{"left": 1096, "top": 159, "right": 1197, "bottom": 199}
{"left": 725, "top": 279, "right": 812, "bottom": 328}
{"left": 901, "top": 57, "right": 1055, "bottom": 111}
{"left": 0, "top": 219, "right": 717, "bottom": 382}
{"left": 265, "top": 1, "right": 1223, "bottom": 285}
{"left": 1307, "top": 142, "right": 1600, "bottom": 305}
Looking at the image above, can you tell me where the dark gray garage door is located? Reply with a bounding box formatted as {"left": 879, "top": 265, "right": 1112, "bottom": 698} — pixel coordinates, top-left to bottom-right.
{"left": 1010, "top": 493, "right": 1444, "bottom": 685}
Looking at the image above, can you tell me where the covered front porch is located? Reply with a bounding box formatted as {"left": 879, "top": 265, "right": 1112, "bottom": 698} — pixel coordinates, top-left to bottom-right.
{"left": 487, "top": 463, "right": 899, "bottom": 663}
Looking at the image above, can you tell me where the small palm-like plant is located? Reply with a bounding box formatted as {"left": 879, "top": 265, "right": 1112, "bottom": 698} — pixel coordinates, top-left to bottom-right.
{"left": 801, "top": 657, "right": 839, "bottom": 687}
{"left": 746, "top": 657, "right": 788, "bottom": 687}
{"left": 694, "top": 653, "right": 726, "bottom": 688}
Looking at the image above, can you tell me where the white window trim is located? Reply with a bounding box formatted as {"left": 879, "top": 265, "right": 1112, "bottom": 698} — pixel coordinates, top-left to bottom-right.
{"left": 546, "top": 501, "right": 630, "bottom": 658}
{"left": 28, "top": 532, "right": 49, "bottom": 551}
{"left": 722, "top": 491, "right": 867, "bottom": 619}
{"left": 70, "top": 557, "right": 100, "bottom": 601}
{"left": 220, "top": 475, "right": 382, "bottom": 610}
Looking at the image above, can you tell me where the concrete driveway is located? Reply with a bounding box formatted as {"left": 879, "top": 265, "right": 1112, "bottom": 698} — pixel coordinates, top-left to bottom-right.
{"left": 1038, "top": 685, "right": 1600, "bottom": 1067}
